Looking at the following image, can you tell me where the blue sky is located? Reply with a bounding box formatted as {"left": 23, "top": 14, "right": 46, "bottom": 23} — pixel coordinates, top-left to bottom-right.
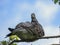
{"left": 0, "top": 0, "right": 60, "bottom": 45}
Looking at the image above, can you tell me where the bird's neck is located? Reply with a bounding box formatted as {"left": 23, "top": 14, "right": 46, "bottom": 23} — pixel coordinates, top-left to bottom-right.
{"left": 31, "top": 17, "right": 38, "bottom": 24}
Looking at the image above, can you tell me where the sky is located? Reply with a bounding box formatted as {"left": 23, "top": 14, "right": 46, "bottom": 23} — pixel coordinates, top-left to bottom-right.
{"left": 0, "top": 0, "right": 60, "bottom": 45}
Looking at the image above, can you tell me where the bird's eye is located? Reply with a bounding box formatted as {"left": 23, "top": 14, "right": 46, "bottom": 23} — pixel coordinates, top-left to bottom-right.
{"left": 31, "top": 15, "right": 35, "bottom": 18}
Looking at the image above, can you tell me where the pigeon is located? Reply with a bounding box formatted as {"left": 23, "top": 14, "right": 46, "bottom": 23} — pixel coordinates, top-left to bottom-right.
{"left": 14, "top": 13, "right": 45, "bottom": 37}
{"left": 6, "top": 13, "right": 45, "bottom": 42}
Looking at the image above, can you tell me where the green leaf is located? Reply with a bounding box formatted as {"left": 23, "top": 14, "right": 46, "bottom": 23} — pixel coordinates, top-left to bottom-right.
{"left": 0, "top": 40, "right": 17, "bottom": 45}
{"left": 9, "top": 35, "right": 20, "bottom": 40}
{"left": 1, "top": 41, "right": 8, "bottom": 45}
{"left": 54, "top": 0, "right": 58, "bottom": 4}
{"left": 11, "top": 43, "right": 17, "bottom": 45}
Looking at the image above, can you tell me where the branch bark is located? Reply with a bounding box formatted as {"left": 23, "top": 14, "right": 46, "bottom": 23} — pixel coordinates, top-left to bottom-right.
{"left": 38, "top": 35, "right": 60, "bottom": 39}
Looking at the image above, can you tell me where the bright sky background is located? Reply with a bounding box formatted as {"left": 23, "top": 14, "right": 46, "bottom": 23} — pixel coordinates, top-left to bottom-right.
{"left": 0, "top": 0, "right": 60, "bottom": 45}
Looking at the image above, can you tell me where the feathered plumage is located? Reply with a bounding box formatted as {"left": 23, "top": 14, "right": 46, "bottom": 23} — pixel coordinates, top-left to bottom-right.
{"left": 6, "top": 13, "right": 45, "bottom": 42}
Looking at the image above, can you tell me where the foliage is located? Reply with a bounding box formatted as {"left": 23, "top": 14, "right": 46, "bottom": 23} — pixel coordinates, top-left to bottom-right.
{"left": 54, "top": 0, "right": 58, "bottom": 4}
{"left": 0, "top": 35, "right": 19, "bottom": 45}
{"left": 0, "top": 40, "right": 17, "bottom": 45}
{"left": 53, "top": 0, "right": 60, "bottom": 5}
{"left": 1, "top": 41, "right": 8, "bottom": 45}
{"left": 9, "top": 35, "right": 20, "bottom": 40}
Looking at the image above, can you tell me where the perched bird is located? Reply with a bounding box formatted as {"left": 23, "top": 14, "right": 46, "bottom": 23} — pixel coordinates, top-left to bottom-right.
{"left": 6, "top": 13, "right": 45, "bottom": 45}
{"left": 14, "top": 13, "right": 45, "bottom": 37}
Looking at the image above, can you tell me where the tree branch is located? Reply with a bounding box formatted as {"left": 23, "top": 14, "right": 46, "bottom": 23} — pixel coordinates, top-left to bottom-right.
{"left": 9, "top": 35, "right": 60, "bottom": 45}
{"left": 37, "top": 35, "right": 60, "bottom": 39}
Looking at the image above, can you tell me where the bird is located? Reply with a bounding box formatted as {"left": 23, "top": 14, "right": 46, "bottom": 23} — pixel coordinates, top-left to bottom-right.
{"left": 6, "top": 13, "right": 45, "bottom": 37}
{"left": 6, "top": 23, "right": 39, "bottom": 42}
{"left": 6, "top": 13, "right": 45, "bottom": 45}
{"left": 14, "top": 13, "right": 45, "bottom": 37}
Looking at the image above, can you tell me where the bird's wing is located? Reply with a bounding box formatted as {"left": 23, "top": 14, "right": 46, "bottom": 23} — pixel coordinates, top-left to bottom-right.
{"left": 15, "top": 22, "right": 24, "bottom": 29}
{"left": 15, "top": 22, "right": 32, "bottom": 29}
{"left": 38, "top": 23, "right": 45, "bottom": 36}
{"left": 15, "top": 21, "right": 37, "bottom": 37}
{"left": 22, "top": 22, "right": 32, "bottom": 27}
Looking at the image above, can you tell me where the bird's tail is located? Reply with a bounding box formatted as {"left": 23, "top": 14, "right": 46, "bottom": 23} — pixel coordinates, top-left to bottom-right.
{"left": 5, "top": 28, "right": 15, "bottom": 38}
{"left": 8, "top": 28, "right": 14, "bottom": 32}
{"left": 5, "top": 33, "right": 13, "bottom": 38}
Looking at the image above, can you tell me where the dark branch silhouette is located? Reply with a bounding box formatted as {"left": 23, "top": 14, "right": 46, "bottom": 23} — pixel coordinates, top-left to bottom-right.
{"left": 9, "top": 35, "right": 60, "bottom": 45}
{"left": 37, "top": 35, "right": 60, "bottom": 39}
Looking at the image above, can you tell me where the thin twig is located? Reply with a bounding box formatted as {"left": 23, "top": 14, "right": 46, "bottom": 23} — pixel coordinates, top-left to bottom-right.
{"left": 37, "top": 35, "right": 60, "bottom": 39}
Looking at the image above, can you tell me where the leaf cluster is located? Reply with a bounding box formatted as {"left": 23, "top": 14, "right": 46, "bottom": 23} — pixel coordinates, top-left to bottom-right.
{"left": 53, "top": 0, "right": 60, "bottom": 5}
{"left": 0, "top": 35, "right": 19, "bottom": 45}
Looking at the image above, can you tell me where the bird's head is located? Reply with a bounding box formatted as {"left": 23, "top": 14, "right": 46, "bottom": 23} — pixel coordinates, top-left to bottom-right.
{"left": 31, "top": 13, "right": 36, "bottom": 19}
